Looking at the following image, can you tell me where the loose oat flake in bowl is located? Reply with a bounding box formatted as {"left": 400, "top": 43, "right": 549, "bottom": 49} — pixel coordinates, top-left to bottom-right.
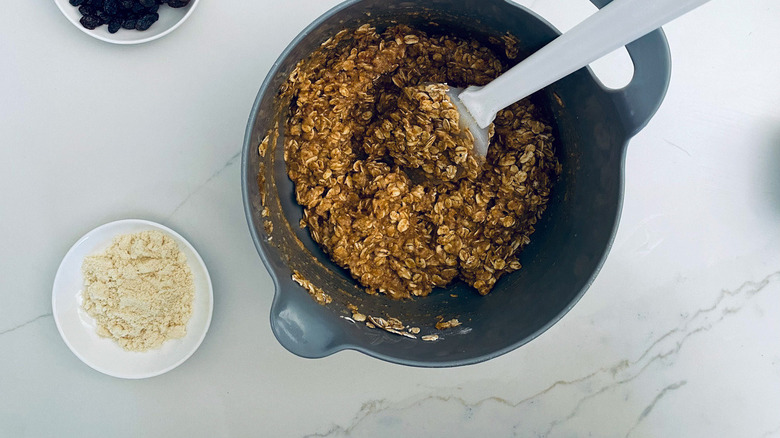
{"left": 81, "top": 230, "right": 194, "bottom": 351}
{"left": 282, "top": 24, "right": 560, "bottom": 299}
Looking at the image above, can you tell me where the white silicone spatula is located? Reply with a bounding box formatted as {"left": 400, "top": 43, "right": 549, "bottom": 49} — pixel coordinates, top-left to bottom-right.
{"left": 451, "top": 0, "right": 711, "bottom": 158}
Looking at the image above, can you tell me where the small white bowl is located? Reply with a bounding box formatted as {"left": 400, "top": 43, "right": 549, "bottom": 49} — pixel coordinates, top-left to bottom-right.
{"left": 53, "top": 0, "right": 199, "bottom": 45}
{"left": 52, "top": 219, "right": 213, "bottom": 379}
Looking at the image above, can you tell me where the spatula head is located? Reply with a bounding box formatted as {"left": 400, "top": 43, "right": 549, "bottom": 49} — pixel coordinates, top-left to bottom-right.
{"left": 445, "top": 86, "right": 492, "bottom": 159}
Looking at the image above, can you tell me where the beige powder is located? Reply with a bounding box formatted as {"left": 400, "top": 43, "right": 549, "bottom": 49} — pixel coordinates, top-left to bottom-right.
{"left": 81, "top": 230, "right": 195, "bottom": 352}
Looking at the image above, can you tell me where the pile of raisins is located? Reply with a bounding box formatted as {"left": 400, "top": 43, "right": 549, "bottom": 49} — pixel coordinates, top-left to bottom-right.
{"left": 69, "top": 0, "right": 191, "bottom": 33}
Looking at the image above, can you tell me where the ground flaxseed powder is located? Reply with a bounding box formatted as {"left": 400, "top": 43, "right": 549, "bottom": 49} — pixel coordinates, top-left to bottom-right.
{"left": 81, "top": 230, "right": 194, "bottom": 351}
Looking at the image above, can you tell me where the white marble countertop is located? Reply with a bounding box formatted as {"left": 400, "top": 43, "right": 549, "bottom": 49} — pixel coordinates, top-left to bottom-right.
{"left": 1, "top": 0, "right": 778, "bottom": 436}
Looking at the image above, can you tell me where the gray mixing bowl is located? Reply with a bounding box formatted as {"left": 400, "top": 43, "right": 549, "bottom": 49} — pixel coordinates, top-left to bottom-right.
{"left": 241, "top": 0, "right": 671, "bottom": 367}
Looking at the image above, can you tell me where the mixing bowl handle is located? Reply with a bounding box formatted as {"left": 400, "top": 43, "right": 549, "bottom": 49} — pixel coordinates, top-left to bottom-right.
{"left": 269, "top": 275, "right": 346, "bottom": 359}
{"left": 590, "top": 0, "right": 673, "bottom": 138}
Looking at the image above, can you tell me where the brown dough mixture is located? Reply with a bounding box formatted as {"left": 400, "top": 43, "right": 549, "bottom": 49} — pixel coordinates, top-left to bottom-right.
{"left": 283, "top": 24, "right": 560, "bottom": 299}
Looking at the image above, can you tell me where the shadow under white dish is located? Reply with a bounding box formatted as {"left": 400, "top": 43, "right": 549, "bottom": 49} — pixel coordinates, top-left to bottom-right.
{"left": 52, "top": 0, "right": 200, "bottom": 45}
{"left": 52, "top": 219, "right": 213, "bottom": 379}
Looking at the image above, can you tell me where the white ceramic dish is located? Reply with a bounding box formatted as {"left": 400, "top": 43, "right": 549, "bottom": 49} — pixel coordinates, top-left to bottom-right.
{"left": 52, "top": 219, "right": 213, "bottom": 379}
{"left": 53, "top": 0, "right": 200, "bottom": 45}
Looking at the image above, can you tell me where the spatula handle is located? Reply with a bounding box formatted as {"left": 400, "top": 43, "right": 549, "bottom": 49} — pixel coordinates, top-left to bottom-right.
{"left": 458, "top": 0, "right": 711, "bottom": 128}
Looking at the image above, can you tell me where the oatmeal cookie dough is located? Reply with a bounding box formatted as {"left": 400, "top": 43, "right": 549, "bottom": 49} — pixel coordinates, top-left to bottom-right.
{"left": 283, "top": 24, "right": 560, "bottom": 298}
{"left": 367, "top": 83, "right": 489, "bottom": 182}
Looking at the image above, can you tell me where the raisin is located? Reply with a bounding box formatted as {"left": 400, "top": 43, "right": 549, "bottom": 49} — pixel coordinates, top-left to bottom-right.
{"left": 139, "top": 0, "right": 156, "bottom": 7}
{"left": 107, "top": 18, "right": 121, "bottom": 33}
{"left": 119, "top": 0, "right": 133, "bottom": 8}
{"left": 103, "top": 0, "right": 118, "bottom": 14}
{"left": 69, "top": 0, "right": 86, "bottom": 6}
{"left": 121, "top": 18, "right": 137, "bottom": 29}
{"left": 78, "top": 4, "right": 95, "bottom": 15}
{"left": 135, "top": 12, "right": 158, "bottom": 31}
{"left": 167, "top": 0, "right": 189, "bottom": 7}
{"left": 79, "top": 14, "right": 102, "bottom": 30}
